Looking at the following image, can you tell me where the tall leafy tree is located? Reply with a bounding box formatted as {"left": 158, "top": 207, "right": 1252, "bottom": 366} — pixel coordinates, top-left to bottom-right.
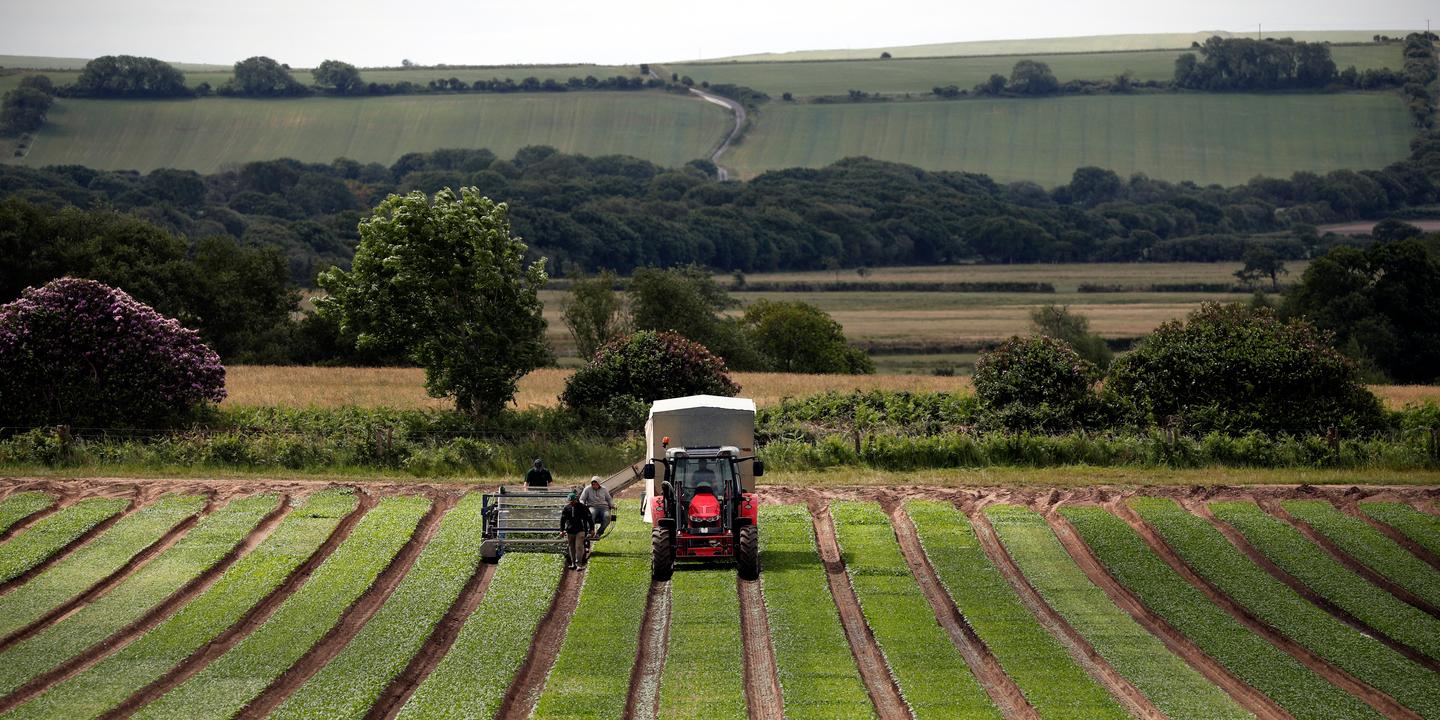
{"left": 312, "top": 60, "right": 364, "bottom": 94}
{"left": 1030, "top": 303, "right": 1112, "bottom": 369}
{"left": 561, "top": 271, "right": 628, "bottom": 360}
{"left": 72, "top": 55, "right": 188, "bottom": 97}
{"left": 743, "top": 299, "right": 874, "bottom": 374}
{"left": 229, "top": 56, "right": 306, "bottom": 96}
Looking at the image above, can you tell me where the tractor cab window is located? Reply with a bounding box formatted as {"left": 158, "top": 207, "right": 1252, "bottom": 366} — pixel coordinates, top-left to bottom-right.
{"left": 670, "top": 458, "right": 735, "bottom": 501}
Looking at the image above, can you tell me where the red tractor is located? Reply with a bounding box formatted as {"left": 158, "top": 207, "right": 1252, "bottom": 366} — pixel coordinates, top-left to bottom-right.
{"left": 645, "top": 443, "right": 763, "bottom": 581}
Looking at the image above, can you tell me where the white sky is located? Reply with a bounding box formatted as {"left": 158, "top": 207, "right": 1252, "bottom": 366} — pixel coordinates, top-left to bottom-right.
{"left": 0, "top": 0, "right": 1432, "bottom": 67}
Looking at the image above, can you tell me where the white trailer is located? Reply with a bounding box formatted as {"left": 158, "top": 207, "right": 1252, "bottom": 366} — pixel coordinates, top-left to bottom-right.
{"left": 642, "top": 395, "right": 757, "bottom": 522}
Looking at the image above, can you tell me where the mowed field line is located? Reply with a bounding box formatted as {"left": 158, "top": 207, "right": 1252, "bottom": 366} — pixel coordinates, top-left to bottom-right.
{"left": 727, "top": 92, "right": 1412, "bottom": 185}
{"left": 18, "top": 92, "right": 731, "bottom": 172}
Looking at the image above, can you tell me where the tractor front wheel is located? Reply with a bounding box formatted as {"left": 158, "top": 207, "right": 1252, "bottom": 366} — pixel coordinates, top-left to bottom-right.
{"left": 737, "top": 525, "right": 759, "bottom": 580}
{"left": 651, "top": 526, "right": 674, "bottom": 582}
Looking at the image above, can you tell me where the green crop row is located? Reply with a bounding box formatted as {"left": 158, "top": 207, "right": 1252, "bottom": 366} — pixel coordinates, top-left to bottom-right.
{"left": 1359, "top": 502, "right": 1440, "bottom": 557}
{"left": 534, "top": 500, "right": 649, "bottom": 719}
{"left": 758, "top": 504, "right": 873, "bottom": 720}
{"left": 1131, "top": 498, "right": 1440, "bottom": 719}
{"left": 132, "top": 495, "right": 430, "bottom": 720}
{"left": 271, "top": 492, "right": 487, "bottom": 719}
{"left": 396, "top": 552, "right": 563, "bottom": 719}
{"left": 0, "top": 492, "right": 54, "bottom": 535}
{"left": 830, "top": 501, "right": 1001, "bottom": 720}
{"left": 988, "top": 504, "right": 1252, "bottom": 720}
{"left": 3, "top": 488, "right": 360, "bottom": 720}
{"left": 0, "top": 497, "right": 129, "bottom": 584}
{"left": 0, "top": 494, "right": 204, "bottom": 639}
{"left": 908, "top": 500, "right": 1128, "bottom": 720}
{"left": 1060, "top": 504, "right": 1380, "bottom": 720}
{"left": 659, "top": 566, "right": 748, "bottom": 719}
{"left": 1213, "top": 500, "right": 1440, "bottom": 661}
{"left": 0, "top": 494, "right": 280, "bottom": 696}
{"left": 1283, "top": 500, "right": 1440, "bottom": 610}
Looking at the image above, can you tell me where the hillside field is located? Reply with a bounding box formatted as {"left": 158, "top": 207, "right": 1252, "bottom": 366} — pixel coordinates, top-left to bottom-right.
{"left": 15, "top": 92, "right": 731, "bottom": 172}
{"left": 727, "top": 92, "right": 1412, "bottom": 185}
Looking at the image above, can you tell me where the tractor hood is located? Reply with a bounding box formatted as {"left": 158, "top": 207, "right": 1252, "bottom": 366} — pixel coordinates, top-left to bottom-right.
{"left": 687, "top": 492, "right": 721, "bottom": 522}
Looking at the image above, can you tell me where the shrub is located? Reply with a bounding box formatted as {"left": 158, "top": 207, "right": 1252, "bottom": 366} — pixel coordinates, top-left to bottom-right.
{"left": 561, "top": 331, "right": 739, "bottom": 413}
{"left": 0, "top": 278, "right": 225, "bottom": 428}
{"left": 973, "top": 335, "right": 1099, "bottom": 433}
{"left": 1106, "top": 303, "right": 1384, "bottom": 435}
{"left": 742, "top": 299, "right": 874, "bottom": 374}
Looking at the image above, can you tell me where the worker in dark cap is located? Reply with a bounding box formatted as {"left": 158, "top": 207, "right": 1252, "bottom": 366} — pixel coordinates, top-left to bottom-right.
{"left": 560, "top": 490, "right": 593, "bottom": 570}
{"left": 524, "top": 458, "right": 552, "bottom": 489}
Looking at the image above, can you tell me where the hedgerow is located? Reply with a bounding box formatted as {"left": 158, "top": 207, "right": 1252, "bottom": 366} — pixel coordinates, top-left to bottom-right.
{"left": 1283, "top": 499, "right": 1440, "bottom": 610}
{"left": 907, "top": 501, "right": 1127, "bottom": 720}
{"left": 1061, "top": 505, "right": 1379, "bottom": 720}
{"left": 0, "top": 492, "right": 53, "bottom": 535}
{"left": 988, "top": 504, "right": 1252, "bottom": 720}
{"left": 396, "top": 553, "right": 562, "bottom": 719}
{"left": 132, "top": 495, "right": 430, "bottom": 720}
{"left": 1132, "top": 498, "right": 1440, "bottom": 718}
{"left": 533, "top": 500, "right": 649, "bottom": 719}
{"left": 4, "top": 488, "right": 359, "bottom": 720}
{"left": 758, "top": 504, "right": 873, "bottom": 720}
{"left": 1359, "top": 501, "right": 1440, "bottom": 557}
{"left": 659, "top": 567, "right": 748, "bottom": 719}
{"left": 271, "top": 493, "right": 487, "bottom": 720}
{"left": 0, "top": 494, "right": 280, "bottom": 697}
{"left": 830, "top": 501, "right": 1001, "bottom": 719}
{"left": 1212, "top": 500, "right": 1440, "bottom": 661}
{"left": 0, "top": 497, "right": 128, "bottom": 584}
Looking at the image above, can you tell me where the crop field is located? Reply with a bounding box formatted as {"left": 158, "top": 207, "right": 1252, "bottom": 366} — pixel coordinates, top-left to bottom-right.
{"left": 16, "top": 92, "right": 730, "bottom": 173}
{"left": 0, "top": 480, "right": 1436, "bottom": 719}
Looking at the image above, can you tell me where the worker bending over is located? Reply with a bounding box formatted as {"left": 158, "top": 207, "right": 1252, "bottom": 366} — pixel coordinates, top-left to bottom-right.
{"left": 560, "top": 491, "right": 593, "bottom": 570}
{"left": 579, "top": 476, "right": 614, "bottom": 538}
{"left": 525, "top": 458, "right": 552, "bottom": 488}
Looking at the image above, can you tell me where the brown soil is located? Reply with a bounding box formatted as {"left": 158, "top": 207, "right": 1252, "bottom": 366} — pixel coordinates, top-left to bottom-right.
{"left": 807, "top": 501, "right": 914, "bottom": 720}
{"left": 496, "top": 563, "right": 585, "bottom": 720}
{"left": 1186, "top": 499, "right": 1440, "bottom": 673}
{"left": 881, "top": 500, "right": 1037, "bottom": 720}
{"left": 1113, "top": 500, "right": 1422, "bottom": 720}
{"left": 737, "top": 577, "right": 783, "bottom": 720}
{"left": 1259, "top": 499, "right": 1440, "bottom": 620}
{"left": 1332, "top": 494, "right": 1440, "bottom": 573}
{"left": 235, "top": 497, "right": 451, "bottom": 720}
{"left": 0, "top": 494, "right": 138, "bottom": 597}
{"left": 96, "top": 490, "right": 374, "bottom": 720}
{"left": 624, "top": 580, "right": 671, "bottom": 720}
{"left": 369, "top": 562, "right": 495, "bottom": 720}
{"left": 1045, "top": 511, "right": 1293, "bottom": 720}
{"left": 964, "top": 502, "right": 1164, "bottom": 720}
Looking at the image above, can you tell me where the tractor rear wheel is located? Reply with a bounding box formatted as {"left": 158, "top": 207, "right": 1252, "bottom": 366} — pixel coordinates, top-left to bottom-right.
{"left": 651, "top": 526, "right": 674, "bottom": 582}
{"left": 737, "top": 525, "right": 759, "bottom": 580}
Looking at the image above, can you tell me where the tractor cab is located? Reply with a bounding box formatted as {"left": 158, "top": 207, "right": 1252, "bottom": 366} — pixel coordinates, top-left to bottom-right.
{"left": 645, "top": 444, "right": 762, "bottom": 581}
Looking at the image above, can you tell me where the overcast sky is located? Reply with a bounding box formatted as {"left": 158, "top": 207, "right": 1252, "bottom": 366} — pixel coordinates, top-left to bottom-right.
{"left": 1, "top": 0, "right": 1432, "bottom": 67}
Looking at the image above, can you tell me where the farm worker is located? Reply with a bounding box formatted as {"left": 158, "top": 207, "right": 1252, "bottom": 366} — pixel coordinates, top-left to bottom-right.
{"left": 560, "top": 491, "right": 594, "bottom": 570}
{"left": 525, "top": 458, "right": 552, "bottom": 488}
{"left": 579, "top": 476, "right": 614, "bottom": 538}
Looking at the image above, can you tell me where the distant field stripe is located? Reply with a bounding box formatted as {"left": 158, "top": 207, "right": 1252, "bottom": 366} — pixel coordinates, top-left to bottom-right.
{"left": 1132, "top": 498, "right": 1440, "bottom": 719}
{"left": 658, "top": 567, "right": 747, "bottom": 719}
{"left": 1212, "top": 500, "right": 1440, "bottom": 662}
{"left": 1360, "top": 502, "right": 1440, "bottom": 559}
{"left": 830, "top": 501, "right": 1001, "bottom": 719}
{"left": 1283, "top": 500, "right": 1440, "bottom": 610}
{"left": 907, "top": 500, "right": 1129, "bottom": 720}
{"left": 131, "top": 494, "right": 430, "bottom": 720}
{"left": 759, "top": 505, "right": 873, "bottom": 720}
{"left": 0, "top": 493, "right": 54, "bottom": 537}
{"left": 533, "top": 501, "right": 649, "bottom": 719}
{"left": 0, "top": 494, "right": 280, "bottom": 696}
{"left": 270, "top": 493, "right": 486, "bottom": 720}
{"left": 1061, "top": 504, "right": 1380, "bottom": 720}
{"left": 990, "top": 504, "right": 1253, "bottom": 720}
{"left": 395, "top": 553, "right": 563, "bottom": 719}
{"left": 0, "top": 488, "right": 359, "bottom": 720}
{"left": 0, "top": 497, "right": 129, "bottom": 585}
{"left": 0, "top": 495, "right": 203, "bottom": 639}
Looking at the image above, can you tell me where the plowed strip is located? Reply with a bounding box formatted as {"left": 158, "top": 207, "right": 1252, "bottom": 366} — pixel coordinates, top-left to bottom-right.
{"left": 738, "top": 578, "right": 783, "bottom": 720}
{"left": 495, "top": 565, "right": 584, "bottom": 720}
{"left": 807, "top": 502, "right": 912, "bottom": 720}
{"left": 235, "top": 499, "right": 447, "bottom": 719}
{"left": 1112, "top": 501, "right": 1420, "bottom": 720}
{"left": 624, "top": 581, "right": 671, "bottom": 720}
{"left": 968, "top": 505, "right": 1163, "bottom": 720}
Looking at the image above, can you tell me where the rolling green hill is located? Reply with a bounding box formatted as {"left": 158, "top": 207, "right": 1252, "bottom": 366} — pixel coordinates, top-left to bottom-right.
{"left": 16, "top": 92, "right": 730, "bottom": 172}
{"left": 726, "top": 92, "right": 1412, "bottom": 185}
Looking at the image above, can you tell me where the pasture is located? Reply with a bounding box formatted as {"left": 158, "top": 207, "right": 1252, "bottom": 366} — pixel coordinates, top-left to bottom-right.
{"left": 727, "top": 91, "right": 1413, "bottom": 185}
{"left": 16, "top": 92, "right": 730, "bottom": 172}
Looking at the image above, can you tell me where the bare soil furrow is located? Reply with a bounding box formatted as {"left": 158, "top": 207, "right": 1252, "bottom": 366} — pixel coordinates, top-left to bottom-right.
{"left": 624, "top": 580, "right": 671, "bottom": 720}
{"left": 737, "top": 577, "right": 783, "bottom": 720}
{"left": 496, "top": 565, "right": 585, "bottom": 720}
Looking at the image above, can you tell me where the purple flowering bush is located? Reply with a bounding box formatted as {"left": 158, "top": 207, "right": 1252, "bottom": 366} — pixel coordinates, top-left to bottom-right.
{"left": 561, "top": 330, "right": 739, "bottom": 413}
{"left": 0, "top": 278, "right": 226, "bottom": 428}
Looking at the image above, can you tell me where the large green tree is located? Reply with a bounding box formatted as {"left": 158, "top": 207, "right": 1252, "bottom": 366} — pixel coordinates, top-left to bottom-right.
{"left": 561, "top": 271, "right": 627, "bottom": 360}
{"left": 627, "top": 265, "right": 764, "bottom": 369}
{"left": 318, "top": 188, "right": 549, "bottom": 415}
{"left": 312, "top": 60, "right": 364, "bottom": 94}
{"left": 742, "top": 299, "right": 873, "bottom": 374}
{"left": 229, "top": 56, "right": 306, "bottom": 96}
